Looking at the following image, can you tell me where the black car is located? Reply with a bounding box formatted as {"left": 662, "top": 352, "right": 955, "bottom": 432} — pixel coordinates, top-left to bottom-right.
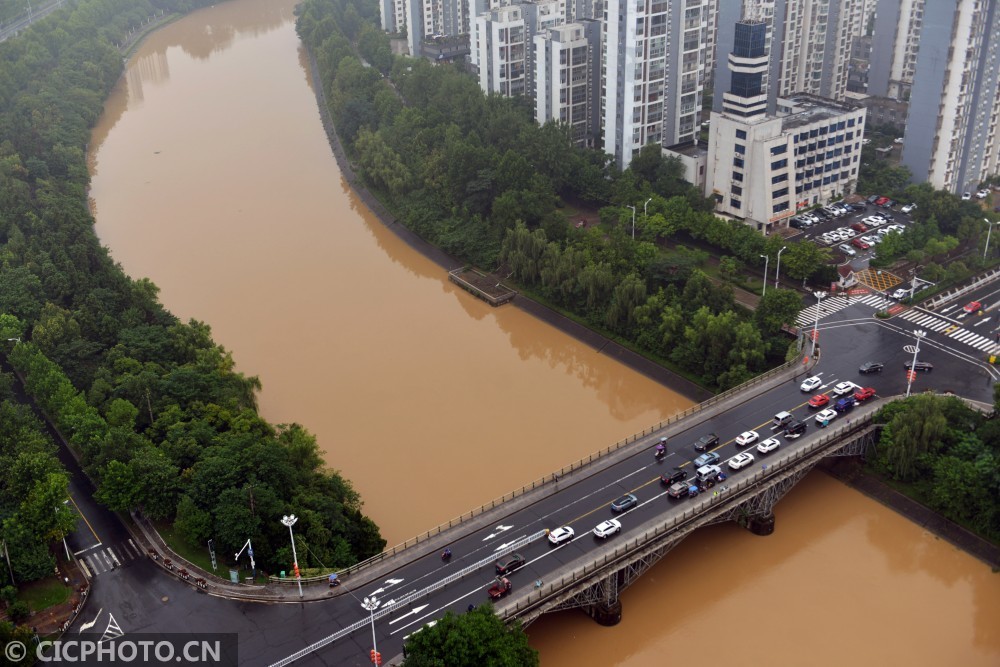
{"left": 693, "top": 433, "right": 720, "bottom": 452}
{"left": 905, "top": 361, "right": 934, "bottom": 372}
{"left": 784, "top": 420, "right": 807, "bottom": 439}
{"left": 610, "top": 493, "right": 639, "bottom": 513}
{"left": 849, "top": 203, "right": 867, "bottom": 212}
{"left": 495, "top": 553, "right": 526, "bottom": 575}
{"left": 660, "top": 467, "right": 687, "bottom": 485}
{"left": 867, "top": 195, "right": 880, "bottom": 204}
{"left": 859, "top": 361, "right": 884, "bottom": 374}
{"left": 790, "top": 219, "right": 805, "bottom": 229}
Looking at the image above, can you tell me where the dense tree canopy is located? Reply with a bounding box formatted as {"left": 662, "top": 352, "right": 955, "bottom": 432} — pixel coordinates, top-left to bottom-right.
{"left": 402, "top": 605, "right": 539, "bottom": 667}
{"left": 0, "top": 0, "right": 385, "bottom": 579}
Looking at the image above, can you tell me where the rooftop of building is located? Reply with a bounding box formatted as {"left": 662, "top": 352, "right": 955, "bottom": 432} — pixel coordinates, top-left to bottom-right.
{"left": 664, "top": 141, "right": 708, "bottom": 158}
{"left": 779, "top": 93, "right": 863, "bottom": 131}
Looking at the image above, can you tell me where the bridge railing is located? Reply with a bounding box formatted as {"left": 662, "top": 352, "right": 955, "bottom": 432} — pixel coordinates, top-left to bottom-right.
{"left": 331, "top": 356, "right": 803, "bottom": 580}
{"left": 503, "top": 407, "right": 886, "bottom": 619}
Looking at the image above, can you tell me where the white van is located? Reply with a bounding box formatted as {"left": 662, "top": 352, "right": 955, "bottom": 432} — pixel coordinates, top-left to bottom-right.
{"left": 772, "top": 411, "right": 794, "bottom": 429}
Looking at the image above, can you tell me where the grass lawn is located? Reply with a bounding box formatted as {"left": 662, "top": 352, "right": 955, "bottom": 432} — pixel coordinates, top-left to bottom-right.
{"left": 19, "top": 576, "right": 71, "bottom": 612}
{"left": 154, "top": 522, "right": 268, "bottom": 583}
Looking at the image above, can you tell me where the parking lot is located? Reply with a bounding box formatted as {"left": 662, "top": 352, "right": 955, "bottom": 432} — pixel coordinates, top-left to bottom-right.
{"left": 787, "top": 196, "right": 916, "bottom": 265}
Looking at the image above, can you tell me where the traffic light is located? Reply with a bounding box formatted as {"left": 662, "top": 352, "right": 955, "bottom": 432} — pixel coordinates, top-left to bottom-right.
{"left": 370, "top": 650, "right": 376, "bottom": 663}
{"left": 369, "top": 650, "right": 382, "bottom": 665}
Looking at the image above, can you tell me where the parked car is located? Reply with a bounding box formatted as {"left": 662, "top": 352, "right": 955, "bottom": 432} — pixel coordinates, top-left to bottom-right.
{"left": 757, "top": 438, "right": 780, "bottom": 454}
{"left": 800, "top": 376, "right": 822, "bottom": 392}
{"left": 849, "top": 203, "right": 867, "bottom": 212}
{"left": 610, "top": 493, "right": 638, "bottom": 513}
{"left": 859, "top": 361, "right": 883, "bottom": 374}
{"left": 548, "top": 526, "right": 575, "bottom": 545}
{"left": 808, "top": 394, "right": 830, "bottom": 408}
{"left": 495, "top": 553, "right": 526, "bottom": 575}
{"left": 593, "top": 519, "right": 622, "bottom": 538}
{"left": 905, "top": 360, "right": 934, "bottom": 372}
{"left": 694, "top": 451, "right": 721, "bottom": 467}
{"left": 866, "top": 194, "right": 880, "bottom": 204}
{"left": 875, "top": 196, "right": 889, "bottom": 206}
{"left": 977, "top": 189, "right": 990, "bottom": 199}
{"left": 962, "top": 192, "right": 972, "bottom": 200}
{"left": 892, "top": 288, "right": 910, "bottom": 300}
{"left": 815, "top": 408, "right": 837, "bottom": 425}
{"left": 852, "top": 238, "right": 870, "bottom": 250}
{"left": 901, "top": 203, "right": 917, "bottom": 213}
{"left": 854, "top": 386, "right": 876, "bottom": 402}
{"left": 851, "top": 222, "right": 868, "bottom": 233}
{"left": 839, "top": 243, "right": 857, "bottom": 256}
{"left": 728, "top": 452, "right": 755, "bottom": 470}
{"left": 735, "top": 431, "right": 759, "bottom": 447}
{"left": 692, "top": 433, "right": 720, "bottom": 452}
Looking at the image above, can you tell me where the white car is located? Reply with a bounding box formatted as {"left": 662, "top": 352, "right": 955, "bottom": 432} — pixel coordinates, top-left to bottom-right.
{"left": 842, "top": 229, "right": 857, "bottom": 239}
{"left": 892, "top": 288, "right": 910, "bottom": 299}
{"left": 833, "top": 381, "right": 855, "bottom": 396}
{"left": 961, "top": 192, "right": 972, "bottom": 200}
{"left": 901, "top": 203, "right": 917, "bottom": 213}
{"left": 838, "top": 244, "right": 856, "bottom": 256}
{"left": 735, "top": 430, "right": 759, "bottom": 447}
{"left": 860, "top": 235, "right": 875, "bottom": 245}
{"left": 592, "top": 519, "right": 621, "bottom": 539}
{"left": 548, "top": 526, "right": 575, "bottom": 545}
{"left": 757, "top": 438, "right": 780, "bottom": 455}
{"left": 800, "top": 376, "right": 822, "bottom": 392}
{"left": 977, "top": 189, "right": 990, "bottom": 199}
{"left": 815, "top": 408, "right": 837, "bottom": 425}
{"left": 728, "top": 452, "right": 755, "bottom": 470}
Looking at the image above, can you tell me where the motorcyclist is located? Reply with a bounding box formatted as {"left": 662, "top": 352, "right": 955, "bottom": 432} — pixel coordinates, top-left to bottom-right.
{"left": 655, "top": 437, "right": 667, "bottom": 457}
{"left": 441, "top": 548, "right": 452, "bottom": 561}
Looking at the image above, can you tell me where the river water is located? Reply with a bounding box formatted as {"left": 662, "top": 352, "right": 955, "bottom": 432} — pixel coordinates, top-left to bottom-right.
{"left": 86, "top": 0, "right": 1000, "bottom": 664}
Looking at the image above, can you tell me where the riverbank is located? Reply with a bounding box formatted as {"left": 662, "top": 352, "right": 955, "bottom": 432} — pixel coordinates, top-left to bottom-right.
{"left": 304, "top": 52, "right": 712, "bottom": 404}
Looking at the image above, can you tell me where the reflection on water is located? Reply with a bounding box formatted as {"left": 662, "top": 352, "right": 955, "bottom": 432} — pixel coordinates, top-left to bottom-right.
{"left": 87, "top": 0, "right": 1000, "bottom": 663}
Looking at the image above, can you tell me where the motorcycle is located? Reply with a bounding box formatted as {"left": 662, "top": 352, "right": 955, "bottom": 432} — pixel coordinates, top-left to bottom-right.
{"left": 441, "top": 549, "right": 452, "bottom": 562}
{"left": 654, "top": 437, "right": 667, "bottom": 461}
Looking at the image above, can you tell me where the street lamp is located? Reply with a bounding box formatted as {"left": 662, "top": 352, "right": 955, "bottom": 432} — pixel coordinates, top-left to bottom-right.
{"left": 362, "top": 595, "right": 381, "bottom": 666}
{"left": 627, "top": 205, "right": 636, "bottom": 240}
{"left": 759, "top": 254, "right": 769, "bottom": 297}
{"left": 281, "top": 515, "right": 303, "bottom": 598}
{"left": 810, "top": 290, "right": 826, "bottom": 357}
{"left": 905, "top": 330, "right": 926, "bottom": 398}
{"left": 775, "top": 246, "right": 787, "bottom": 289}
{"left": 643, "top": 197, "right": 653, "bottom": 227}
{"left": 984, "top": 218, "right": 995, "bottom": 262}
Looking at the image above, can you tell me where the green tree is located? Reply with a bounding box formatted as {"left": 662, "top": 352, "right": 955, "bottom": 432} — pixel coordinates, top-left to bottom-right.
{"left": 782, "top": 241, "right": 830, "bottom": 286}
{"left": 403, "top": 605, "right": 538, "bottom": 667}
{"left": 754, "top": 289, "right": 802, "bottom": 336}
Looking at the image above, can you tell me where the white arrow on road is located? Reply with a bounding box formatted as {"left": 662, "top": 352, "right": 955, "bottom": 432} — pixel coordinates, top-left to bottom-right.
{"left": 482, "top": 525, "right": 514, "bottom": 541}
{"left": 383, "top": 578, "right": 403, "bottom": 588}
{"left": 941, "top": 304, "right": 958, "bottom": 313}
{"left": 389, "top": 605, "right": 429, "bottom": 625}
{"left": 78, "top": 609, "right": 103, "bottom": 632}
{"left": 973, "top": 317, "right": 991, "bottom": 327}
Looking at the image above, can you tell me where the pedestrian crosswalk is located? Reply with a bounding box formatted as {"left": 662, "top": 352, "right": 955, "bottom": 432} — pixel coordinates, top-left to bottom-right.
{"left": 77, "top": 539, "right": 144, "bottom": 577}
{"left": 897, "top": 309, "right": 999, "bottom": 352}
{"left": 795, "top": 293, "right": 887, "bottom": 326}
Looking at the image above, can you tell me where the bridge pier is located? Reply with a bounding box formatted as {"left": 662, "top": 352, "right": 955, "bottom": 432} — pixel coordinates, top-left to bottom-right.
{"left": 742, "top": 510, "right": 775, "bottom": 536}
{"left": 587, "top": 600, "right": 622, "bottom": 626}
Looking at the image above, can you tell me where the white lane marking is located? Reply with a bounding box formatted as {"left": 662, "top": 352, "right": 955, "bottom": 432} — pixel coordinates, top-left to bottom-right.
{"left": 389, "top": 604, "right": 429, "bottom": 625}
{"left": 78, "top": 609, "right": 103, "bottom": 632}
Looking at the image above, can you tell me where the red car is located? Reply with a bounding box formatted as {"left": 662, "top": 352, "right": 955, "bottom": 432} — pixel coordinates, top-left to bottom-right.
{"left": 850, "top": 222, "right": 868, "bottom": 233}
{"left": 853, "top": 387, "right": 876, "bottom": 402}
{"left": 852, "top": 238, "right": 870, "bottom": 249}
{"left": 964, "top": 301, "right": 982, "bottom": 313}
{"left": 875, "top": 196, "right": 889, "bottom": 206}
{"left": 808, "top": 394, "right": 830, "bottom": 408}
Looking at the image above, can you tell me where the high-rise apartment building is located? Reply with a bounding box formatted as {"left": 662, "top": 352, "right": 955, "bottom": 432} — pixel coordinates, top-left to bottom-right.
{"left": 900, "top": 0, "right": 1000, "bottom": 194}
{"left": 867, "top": 0, "right": 924, "bottom": 100}
{"left": 602, "top": 0, "right": 713, "bottom": 169}
{"left": 535, "top": 20, "right": 603, "bottom": 147}
{"left": 474, "top": 2, "right": 565, "bottom": 97}
{"left": 379, "top": 0, "right": 407, "bottom": 34}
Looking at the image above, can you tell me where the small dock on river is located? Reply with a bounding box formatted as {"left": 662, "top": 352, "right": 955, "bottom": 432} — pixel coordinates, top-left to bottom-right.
{"left": 448, "top": 267, "right": 517, "bottom": 306}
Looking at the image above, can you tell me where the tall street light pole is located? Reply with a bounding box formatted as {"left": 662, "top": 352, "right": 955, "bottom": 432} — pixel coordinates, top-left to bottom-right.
{"left": 984, "top": 218, "right": 995, "bottom": 262}
{"left": 811, "top": 290, "right": 826, "bottom": 358}
{"left": 281, "top": 514, "right": 303, "bottom": 598}
{"left": 760, "top": 254, "right": 769, "bottom": 297}
{"left": 643, "top": 197, "right": 652, "bottom": 228}
{"left": 362, "top": 595, "right": 381, "bottom": 666}
{"left": 627, "top": 205, "right": 636, "bottom": 240}
{"left": 905, "top": 330, "right": 926, "bottom": 398}
{"left": 775, "top": 245, "right": 787, "bottom": 289}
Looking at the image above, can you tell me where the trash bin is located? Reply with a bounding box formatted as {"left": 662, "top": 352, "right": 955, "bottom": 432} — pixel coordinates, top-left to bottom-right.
{"left": 280, "top": 570, "right": 286, "bottom": 579}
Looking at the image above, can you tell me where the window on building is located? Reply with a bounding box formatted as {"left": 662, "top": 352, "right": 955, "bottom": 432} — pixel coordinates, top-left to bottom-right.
{"left": 770, "top": 144, "right": 788, "bottom": 155}
{"left": 772, "top": 173, "right": 788, "bottom": 184}
{"left": 773, "top": 201, "right": 789, "bottom": 213}
{"left": 732, "top": 171, "right": 744, "bottom": 182}
{"left": 731, "top": 198, "right": 742, "bottom": 209}
{"left": 771, "top": 158, "right": 787, "bottom": 170}
{"left": 736, "top": 129, "right": 747, "bottom": 139}
{"left": 773, "top": 187, "right": 789, "bottom": 198}
{"left": 848, "top": 118, "right": 856, "bottom": 127}
{"left": 735, "top": 143, "right": 746, "bottom": 154}
{"left": 732, "top": 185, "right": 743, "bottom": 195}
{"left": 734, "top": 157, "right": 745, "bottom": 168}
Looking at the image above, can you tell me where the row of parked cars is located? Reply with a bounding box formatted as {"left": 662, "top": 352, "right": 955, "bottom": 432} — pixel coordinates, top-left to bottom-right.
{"left": 789, "top": 201, "right": 867, "bottom": 229}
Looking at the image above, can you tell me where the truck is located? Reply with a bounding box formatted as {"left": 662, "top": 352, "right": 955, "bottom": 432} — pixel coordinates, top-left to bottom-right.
{"left": 488, "top": 577, "right": 512, "bottom": 601}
